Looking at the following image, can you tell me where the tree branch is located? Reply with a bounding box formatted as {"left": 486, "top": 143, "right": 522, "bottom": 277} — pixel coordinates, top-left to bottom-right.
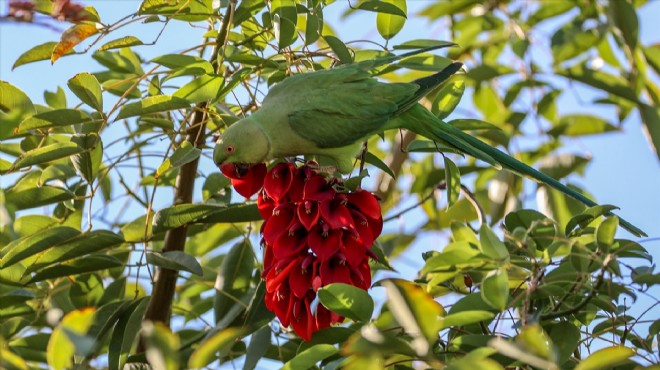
{"left": 140, "top": 0, "right": 236, "bottom": 343}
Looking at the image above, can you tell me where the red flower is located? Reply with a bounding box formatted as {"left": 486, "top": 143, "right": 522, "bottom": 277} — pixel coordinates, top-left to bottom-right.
{"left": 220, "top": 163, "right": 267, "bottom": 198}
{"left": 226, "top": 162, "right": 383, "bottom": 340}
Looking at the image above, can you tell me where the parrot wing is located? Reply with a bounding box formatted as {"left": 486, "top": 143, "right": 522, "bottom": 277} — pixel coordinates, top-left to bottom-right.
{"left": 265, "top": 67, "right": 418, "bottom": 148}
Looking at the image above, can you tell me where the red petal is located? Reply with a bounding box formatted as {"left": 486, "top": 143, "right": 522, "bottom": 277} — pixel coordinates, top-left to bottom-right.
{"left": 265, "top": 258, "right": 297, "bottom": 293}
{"left": 320, "top": 199, "right": 354, "bottom": 230}
{"left": 347, "top": 190, "right": 381, "bottom": 220}
{"left": 297, "top": 201, "right": 320, "bottom": 230}
{"left": 351, "top": 259, "right": 372, "bottom": 290}
{"left": 315, "top": 304, "right": 333, "bottom": 331}
{"left": 320, "top": 258, "right": 352, "bottom": 286}
{"left": 221, "top": 163, "right": 267, "bottom": 198}
{"left": 257, "top": 191, "right": 275, "bottom": 220}
{"left": 264, "top": 162, "right": 295, "bottom": 202}
{"left": 308, "top": 225, "right": 341, "bottom": 262}
{"left": 272, "top": 285, "right": 294, "bottom": 327}
{"left": 289, "top": 257, "right": 313, "bottom": 298}
{"left": 351, "top": 211, "right": 374, "bottom": 247}
{"left": 341, "top": 232, "right": 367, "bottom": 267}
{"left": 273, "top": 222, "right": 308, "bottom": 260}
{"left": 262, "top": 206, "right": 295, "bottom": 246}
{"left": 291, "top": 296, "right": 316, "bottom": 341}
{"left": 303, "top": 175, "right": 334, "bottom": 202}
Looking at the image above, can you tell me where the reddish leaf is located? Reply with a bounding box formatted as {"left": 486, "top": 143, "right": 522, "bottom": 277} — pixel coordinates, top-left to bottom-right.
{"left": 52, "top": 23, "right": 98, "bottom": 63}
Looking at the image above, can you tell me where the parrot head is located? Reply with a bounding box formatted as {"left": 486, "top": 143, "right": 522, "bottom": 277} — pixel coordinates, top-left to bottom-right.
{"left": 213, "top": 117, "right": 270, "bottom": 170}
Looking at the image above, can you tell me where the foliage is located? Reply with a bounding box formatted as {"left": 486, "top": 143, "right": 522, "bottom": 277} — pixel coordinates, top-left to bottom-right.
{"left": 0, "top": 0, "right": 658, "bottom": 369}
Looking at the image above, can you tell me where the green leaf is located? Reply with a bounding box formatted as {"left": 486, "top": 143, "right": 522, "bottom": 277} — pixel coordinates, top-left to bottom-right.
{"left": 214, "top": 240, "right": 255, "bottom": 322}
{"left": 433, "top": 74, "right": 465, "bottom": 119}
{"left": 29, "top": 255, "right": 123, "bottom": 283}
{"left": 13, "top": 42, "right": 73, "bottom": 70}
{"left": 151, "top": 54, "right": 208, "bottom": 69}
{"left": 357, "top": 1, "right": 407, "bottom": 17}
{"left": 304, "top": 12, "right": 322, "bottom": 45}
{"left": 365, "top": 152, "right": 395, "bottom": 179}
{"left": 479, "top": 224, "right": 509, "bottom": 262}
{"left": 146, "top": 251, "right": 203, "bottom": 276}
{"left": 70, "top": 133, "right": 103, "bottom": 183}
{"left": 556, "top": 63, "right": 640, "bottom": 103}
{"left": 142, "top": 321, "right": 180, "bottom": 370}
{"left": 98, "top": 36, "right": 144, "bottom": 51}
{"left": 382, "top": 279, "right": 444, "bottom": 349}
{"left": 234, "top": 0, "right": 267, "bottom": 26}
{"left": 157, "top": 140, "right": 201, "bottom": 175}
{"left": 377, "top": 0, "right": 407, "bottom": 40}
{"left": 138, "top": 0, "right": 213, "bottom": 21}
{"left": 242, "top": 325, "right": 271, "bottom": 370}
{"left": 643, "top": 45, "right": 660, "bottom": 76}
{"left": 638, "top": 104, "right": 660, "bottom": 161}
{"left": 281, "top": 344, "right": 338, "bottom": 370}
{"left": 318, "top": 283, "right": 374, "bottom": 322}
{"left": 0, "top": 81, "right": 36, "bottom": 140}
{"left": 440, "top": 310, "right": 495, "bottom": 329}
{"left": 565, "top": 205, "right": 619, "bottom": 235}
{"left": 152, "top": 204, "right": 262, "bottom": 233}
{"left": 108, "top": 297, "right": 150, "bottom": 370}
{"left": 13, "top": 142, "right": 83, "bottom": 169}
{"left": 188, "top": 327, "right": 248, "bottom": 368}
{"left": 68, "top": 73, "right": 103, "bottom": 112}
{"left": 547, "top": 321, "right": 580, "bottom": 365}
{"left": 17, "top": 109, "right": 92, "bottom": 132}
{"left": 5, "top": 186, "right": 75, "bottom": 211}
{"left": 444, "top": 157, "right": 460, "bottom": 208}
{"left": 481, "top": 268, "right": 509, "bottom": 311}
{"left": 596, "top": 216, "right": 618, "bottom": 252}
{"left": 467, "top": 64, "right": 515, "bottom": 83}
{"left": 24, "top": 230, "right": 125, "bottom": 274}
{"left": 0, "top": 226, "right": 79, "bottom": 269}
{"left": 271, "top": 0, "right": 297, "bottom": 49}
{"left": 609, "top": 0, "right": 638, "bottom": 51}
{"left": 551, "top": 21, "right": 602, "bottom": 62}
{"left": 47, "top": 308, "right": 96, "bottom": 370}
{"left": 323, "top": 35, "right": 353, "bottom": 64}
{"left": 115, "top": 95, "right": 190, "bottom": 120}
{"left": 173, "top": 75, "right": 225, "bottom": 104}
{"left": 574, "top": 346, "right": 635, "bottom": 370}
{"left": 393, "top": 39, "right": 456, "bottom": 50}
{"left": 548, "top": 114, "right": 618, "bottom": 137}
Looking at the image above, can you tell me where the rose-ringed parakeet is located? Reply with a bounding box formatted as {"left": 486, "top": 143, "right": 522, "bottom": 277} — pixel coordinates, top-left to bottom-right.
{"left": 213, "top": 46, "right": 646, "bottom": 237}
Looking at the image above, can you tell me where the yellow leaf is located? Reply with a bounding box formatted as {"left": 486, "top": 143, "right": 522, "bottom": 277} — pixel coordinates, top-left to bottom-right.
{"left": 52, "top": 23, "right": 99, "bottom": 63}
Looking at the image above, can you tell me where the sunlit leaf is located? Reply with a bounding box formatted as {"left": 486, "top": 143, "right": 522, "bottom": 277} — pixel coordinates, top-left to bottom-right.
{"left": 17, "top": 109, "right": 91, "bottom": 132}
{"left": 433, "top": 74, "right": 465, "bottom": 119}
{"left": 13, "top": 42, "right": 73, "bottom": 70}
{"left": 0, "top": 81, "right": 35, "bottom": 140}
{"left": 67, "top": 72, "right": 103, "bottom": 112}
{"left": 479, "top": 224, "right": 509, "bottom": 262}
{"left": 5, "top": 186, "right": 75, "bottom": 211}
{"left": 52, "top": 23, "right": 99, "bottom": 64}
{"left": 377, "top": 0, "right": 407, "bottom": 40}
{"left": 108, "top": 297, "right": 150, "bottom": 370}
{"left": 173, "top": 74, "right": 225, "bottom": 104}
{"left": 609, "top": 0, "right": 638, "bottom": 51}
{"left": 481, "top": 268, "right": 508, "bottom": 311}
{"left": 70, "top": 133, "right": 103, "bottom": 183}
{"left": 574, "top": 346, "right": 635, "bottom": 370}
{"left": 152, "top": 204, "right": 261, "bottom": 233}
{"left": 188, "top": 327, "right": 248, "bottom": 368}
{"left": 98, "top": 36, "right": 144, "bottom": 51}
{"left": 115, "top": 95, "right": 190, "bottom": 120}
{"left": 318, "top": 283, "right": 374, "bottom": 322}
{"left": 47, "top": 308, "right": 96, "bottom": 370}
{"left": 29, "top": 255, "right": 123, "bottom": 283}
{"left": 281, "top": 344, "right": 338, "bottom": 370}
{"left": 142, "top": 321, "right": 180, "bottom": 370}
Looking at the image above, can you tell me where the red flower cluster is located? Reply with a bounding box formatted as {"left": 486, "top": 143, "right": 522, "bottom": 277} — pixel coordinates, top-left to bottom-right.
{"left": 221, "top": 162, "right": 382, "bottom": 340}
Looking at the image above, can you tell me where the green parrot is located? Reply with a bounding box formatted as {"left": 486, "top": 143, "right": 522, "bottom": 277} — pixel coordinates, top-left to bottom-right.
{"left": 213, "top": 46, "right": 646, "bottom": 237}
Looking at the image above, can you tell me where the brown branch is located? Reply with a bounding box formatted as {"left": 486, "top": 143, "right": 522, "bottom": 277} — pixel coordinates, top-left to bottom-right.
{"left": 139, "top": 0, "right": 236, "bottom": 349}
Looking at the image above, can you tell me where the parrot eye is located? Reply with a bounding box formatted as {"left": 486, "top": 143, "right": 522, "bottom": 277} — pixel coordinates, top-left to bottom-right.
{"left": 225, "top": 145, "right": 235, "bottom": 155}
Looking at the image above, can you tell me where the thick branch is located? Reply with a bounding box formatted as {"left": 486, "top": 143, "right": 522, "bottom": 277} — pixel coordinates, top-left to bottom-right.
{"left": 141, "top": 0, "right": 235, "bottom": 336}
